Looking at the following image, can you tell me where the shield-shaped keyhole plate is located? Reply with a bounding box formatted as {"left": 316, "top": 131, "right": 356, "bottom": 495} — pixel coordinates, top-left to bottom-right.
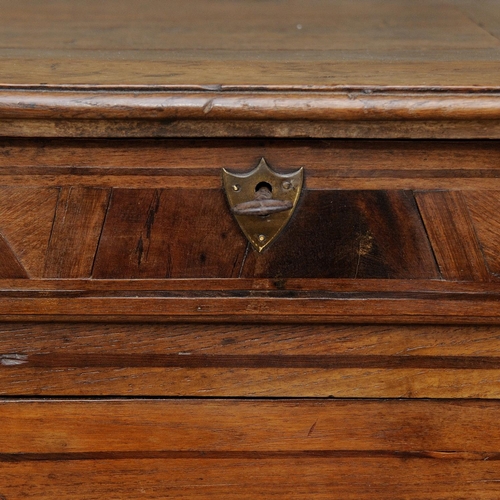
{"left": 223, "top": 158, "right": 303, "bottom": 252}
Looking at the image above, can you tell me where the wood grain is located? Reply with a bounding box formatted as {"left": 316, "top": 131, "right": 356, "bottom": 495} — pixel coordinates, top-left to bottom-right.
{"left": 0, "top": 0, "right": 499, "bottom": 87}
{"left": 2, "top": 399, "right": 500, "bottom": 453}
{"left": 1, "top": 2, "right": 500, "bottom": 498}
{"left": 92, "top": 188, "right": 246, "bottom": 279}
{"left": 5, "top": 366, "right": 500, "bottom": 398}
{"left": 0, "top": 234, "right": 28, "bottom": 279}
{"left": 415, "top": 190, "right": 490, "bottom": 281}
{"left": 241, "top": 190, "right": 438, "bottom": 279}
{"left": 2, "top": 323, "right": 500, "bottom": 397}
{"left": 91, "top": 189, "right": 437, "bottom": 279}
{"left": 0, "top": 187, "right": 58, "bottom": 276}
{"left": 43, "top": 187, "right": 110, "bottom": 278}
{"left": 3, "top": 91, "right": 500, "bottom": 121}
{"left": 3, "top": 292, "right": 500, "bottom": 323}
{"left": 0, "top": 0, "right": 495, "bottom": 53}
{"left": 4, "top": 118, "right": 500, "bottom": 140}
{"left": 2, "top": 277, "right": 500, "bottom": 293}
{"left": 2, "top": 456, "right": 500, "bottom": 499}
{"left": 463, "top": 191, "right": 500, "bottom": 277}
{"left": 0, "top": 0, "right": 499, "bottom": 139}
{"left": 3, "top": 138, "right": 500, "bottom": 191}
{"left": 3, "top": 137, "right": 500, "bottom": 171}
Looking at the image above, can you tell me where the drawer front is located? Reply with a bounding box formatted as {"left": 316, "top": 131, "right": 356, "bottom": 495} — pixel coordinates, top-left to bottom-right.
{"left": 0, "top": 138, "right": 500, "bottom": 322}
{"left": 2, "top": 399, "right": 500, "bottom": 499}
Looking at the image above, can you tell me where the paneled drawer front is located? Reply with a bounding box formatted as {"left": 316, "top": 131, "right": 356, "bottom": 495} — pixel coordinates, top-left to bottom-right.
{"left": 1, "top": 138, "right": 500, "bottom": 322}
{"left": 2, "top": 400, "right": 500, "bottom": 499}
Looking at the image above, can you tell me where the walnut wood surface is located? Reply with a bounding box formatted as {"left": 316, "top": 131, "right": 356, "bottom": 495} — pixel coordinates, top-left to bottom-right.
{"left": 415, "top": 191, "right": 491, "bottom": 281}
{"left": 3, "top": 399, "right": 500, "bottom": 499}
{"left": 43, "top": 187, "right": 110, "bottom": 278}
{"left": 3, "top": 138, "right": 500, "bottom": 191}
{"left": 2, "top": 2, "right": 500, "bottom": 497}
{"left": 90, "top": 188, "right": 438, "bottom": 280}
{"left": 3, "top": 399, "right": 500, "bottom": 498}
{"left": 1, "top": 90, "right": 500, "bottom": 139}
{"left": 3, "top": 323, "right": 500, "bottom": 398}
{"left": 463, "top": 191, "right": 500, "bottom": 278}
{"left": 5, "top": 117, "right": 500, "bottom": 140}
{"left": 0, "top": 0, "right": 499, "bottom": 88}
{"left": 0, "top": 235, "right": 27, "bottom": 279}
{"left": 0, "top": 187, "right": 59, "bottom": 276}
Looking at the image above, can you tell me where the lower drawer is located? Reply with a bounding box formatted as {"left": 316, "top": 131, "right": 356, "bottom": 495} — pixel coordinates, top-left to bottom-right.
{"left": 1, "top": 399, "right": 500, "bottom": 499}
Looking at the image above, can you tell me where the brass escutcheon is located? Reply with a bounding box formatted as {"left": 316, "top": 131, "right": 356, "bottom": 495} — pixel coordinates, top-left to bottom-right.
{"left": 222, "top": 158, "right": 303, "bottom": 252}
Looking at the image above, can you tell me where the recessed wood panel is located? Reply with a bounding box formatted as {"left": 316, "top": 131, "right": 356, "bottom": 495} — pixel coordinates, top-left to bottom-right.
{"left": 242, "top": 190, "right": 438, "bottom": 279}
{"left": 92, "top": 188, "right": 438, "bottom": 279}
{"left": 92, "top": 188, "right": 247, "bottom": 278}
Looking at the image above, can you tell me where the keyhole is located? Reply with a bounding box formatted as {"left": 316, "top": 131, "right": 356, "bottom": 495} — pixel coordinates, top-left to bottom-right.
{"left": 255, "top": 181, "right": 272, "bottom": 193}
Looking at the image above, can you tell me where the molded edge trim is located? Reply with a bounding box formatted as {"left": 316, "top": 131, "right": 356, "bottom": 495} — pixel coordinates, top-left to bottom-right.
{"left": 1, "top": 89, "right": 500, "bottom": 122}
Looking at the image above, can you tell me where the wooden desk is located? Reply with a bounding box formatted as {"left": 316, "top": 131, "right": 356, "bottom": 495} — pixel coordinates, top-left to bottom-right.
{"left": 1, "top": 1, "right": 500, "bottom": 498}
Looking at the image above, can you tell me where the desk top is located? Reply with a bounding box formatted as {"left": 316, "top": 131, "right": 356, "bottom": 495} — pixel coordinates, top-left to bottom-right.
{"left": 1, "top": 0, "right": 499, "bottom": 89}
{"left": 1, "top": 0, "right": 500, "bottom": 138}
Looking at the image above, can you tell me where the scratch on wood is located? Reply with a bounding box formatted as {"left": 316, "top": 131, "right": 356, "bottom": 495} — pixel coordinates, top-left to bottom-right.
{"left": 145, "top": 190, "right": 161, "bottom": 240}
{"left": 238, "top": 242, "right": 251, "bottom": 278}
{"left": 1, "top": 354, "right": 28, "bottom": 366}
{"left": 354, "top": 232, "right": 373, "bottom": 279}
{"left": 135, "top": 235, "right": 144, "bottom": 266}
{"left": 90, "top": 188, "right": 112, "bottom": 278}
{"left": 45, "top": 187, "right": 63, "bottom": 253}
{"left": 307, "top": 419, "right": 318, "bottom": 437}
{"left": 203, "top": 99, "right": 214, "bottom": 114}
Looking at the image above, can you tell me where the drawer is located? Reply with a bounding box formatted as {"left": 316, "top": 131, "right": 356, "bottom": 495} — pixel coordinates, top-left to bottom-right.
{"left": 1, "top": 138, "right": 500, "bottom": 322}
{"left": 3, "top": 399, "right": 500, "bottom": 499}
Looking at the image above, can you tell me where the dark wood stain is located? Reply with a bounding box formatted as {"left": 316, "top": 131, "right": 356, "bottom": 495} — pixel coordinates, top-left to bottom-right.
{"left": 242, "top": 190, "right": 439, "bottom": 279}
{"left": 7, "top": 353, "right": 500, "bottom": 370}
{"left": 90, "top": 188, "right": 440, "bottom": 279}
